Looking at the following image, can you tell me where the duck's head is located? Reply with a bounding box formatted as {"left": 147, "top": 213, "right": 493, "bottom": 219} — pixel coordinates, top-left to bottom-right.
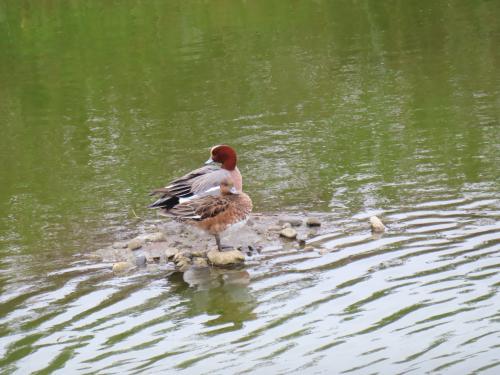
{"left": 205, "top": 145, "right": 237, "bottom": 170}
{"left": 220, "top": 178, "right": 238, "bottom": 195}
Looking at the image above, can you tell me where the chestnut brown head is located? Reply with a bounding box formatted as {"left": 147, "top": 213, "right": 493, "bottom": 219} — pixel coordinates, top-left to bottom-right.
{"left": 205, "top": 145, "right": 238, "bottom": 170}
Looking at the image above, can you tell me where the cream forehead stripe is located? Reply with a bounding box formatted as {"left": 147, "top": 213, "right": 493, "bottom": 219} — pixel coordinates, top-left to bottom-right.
{"left": 210, "top": 145, "right": 223, "bottom": 154}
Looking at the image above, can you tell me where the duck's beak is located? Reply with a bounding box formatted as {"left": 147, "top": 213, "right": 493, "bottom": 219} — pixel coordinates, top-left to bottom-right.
{"left": 205, "top": 157, "right": 214, "bottom": 165}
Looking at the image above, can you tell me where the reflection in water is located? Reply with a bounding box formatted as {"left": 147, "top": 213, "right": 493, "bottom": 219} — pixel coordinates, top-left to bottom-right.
{"left": 172, "top": 268, "right": 257, "bottom": 331}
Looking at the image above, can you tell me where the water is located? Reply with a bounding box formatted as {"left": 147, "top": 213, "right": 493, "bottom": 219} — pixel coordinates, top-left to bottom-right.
{"left": 0, "top": 0, "right": 499, "bottom": 373}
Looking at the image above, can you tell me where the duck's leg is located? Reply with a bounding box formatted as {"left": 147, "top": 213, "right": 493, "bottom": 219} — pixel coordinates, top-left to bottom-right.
{"left": 214, "top": 234, "right": 222, "bottom": 251}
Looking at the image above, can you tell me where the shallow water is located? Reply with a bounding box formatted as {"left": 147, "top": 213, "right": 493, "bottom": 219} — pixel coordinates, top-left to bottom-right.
{"left": 1, "top": 1, "right": 499, "bottom": 374}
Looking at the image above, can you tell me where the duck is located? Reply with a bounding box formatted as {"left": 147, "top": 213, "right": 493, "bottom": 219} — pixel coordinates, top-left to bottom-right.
{"left": 148, "top": 145, "right": 252, "bottom": 250}
{"left": 159, "top": 178, "right": 252, "bottom": 251}
{"left": 149, "top": 145, "right": 243, "bottom": 210}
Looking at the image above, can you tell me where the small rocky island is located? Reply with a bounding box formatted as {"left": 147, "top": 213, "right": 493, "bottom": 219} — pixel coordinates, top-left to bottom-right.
{"left": 89, "top": 213, "right": 329, "bottom": 275}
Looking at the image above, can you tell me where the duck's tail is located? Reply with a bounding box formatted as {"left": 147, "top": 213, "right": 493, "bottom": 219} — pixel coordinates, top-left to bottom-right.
{"left": 147, "top": 196, "right": 179, "bottom": 210}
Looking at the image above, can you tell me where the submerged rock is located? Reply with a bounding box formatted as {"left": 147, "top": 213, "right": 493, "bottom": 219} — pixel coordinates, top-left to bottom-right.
{"left": 280, "top": 227, "right": 297, "bottom": 239}
{"left": 207, "top": 249, "right": 245, "bottom": 266}
{"left": 112, "top": 261, "right": 135, "bottom": 274}
{"left": 370, "top": 216, "right": 386, "bottom": 233}
{"left": 306, "top": 217, "right": 321, "bottom": 227}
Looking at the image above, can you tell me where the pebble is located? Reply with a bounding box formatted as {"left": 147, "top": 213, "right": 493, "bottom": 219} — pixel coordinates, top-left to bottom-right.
{"left": 207, "top": 249, "right": 245, "bottom": 266}
{"left": 112, "top": 261, "right": 135, "bottom": 274}
{"left": 306, "top": 217, "right": 321, "bottom": 227}
{"left": 192, "top": 257, "right": 208, "bottom": 268}
{"left": 112, "top": 241, "right": 128, "bottom": 249}
{"left": 164, "top": 247, "right": 179, "bottom": 260}
{"left": 135, "top": 255, "right": 147, "bottom": 267}
{"left": 304, "top": 245, "right": 314, "bottom": 251}
{"left": 297, "top": 236, "right": 307, "bottom": 246}
{"left": 282, "top": 223, "right": 292, "bottom": 229}
{"left": 278, "top": 216, "right": 303, "bottom": 227}
{"left": 145, "top": 232, "right": 166, "bottom": 242}
{"left": 268, "top": 225, "right": 282, "bottom": 232}
{"left": 127, "top": 238, "right": 144, "bottom": 250}
{"left": 280, "top": 227, "right": 297, "bottom": 239}
{"left": 370, "top": 216, "right": 386, "bottom": 233}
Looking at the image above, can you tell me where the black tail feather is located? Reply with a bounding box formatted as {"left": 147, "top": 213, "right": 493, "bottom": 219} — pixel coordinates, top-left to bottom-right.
{"left": 148, "top": 196, "right": 180, "bottom": 210}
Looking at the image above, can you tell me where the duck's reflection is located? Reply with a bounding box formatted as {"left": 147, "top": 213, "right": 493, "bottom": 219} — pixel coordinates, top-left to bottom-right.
{"left": 167, "top": 267, "right": 257, "bottom": 332}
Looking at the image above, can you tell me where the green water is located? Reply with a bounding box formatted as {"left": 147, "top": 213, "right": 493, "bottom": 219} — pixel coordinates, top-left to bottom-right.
{"left": 1, "top": 1, "right": 499, "bottom": 374}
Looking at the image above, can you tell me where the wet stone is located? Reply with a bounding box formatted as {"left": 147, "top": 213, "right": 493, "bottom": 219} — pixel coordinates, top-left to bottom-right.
{"left": 145, "top": 232, "right": 166, "bottom": 242}
{"left": 112, "top": 261, "right": 135, "bottom": 274}
{"left": 280, "top": 227, "right": 297, "bottom": 239}
{"left": 278, "top": 216, "right": 303, "bottom": 227}
{"left": 207, "top": 250, "right": 245, "bottom": 267}
{"left": 112, "top": 241, "right": 128, "bottom": 249}
{"left": 165, "top": 247, "right": 180, "bottom": 260}
{"left": 135, "top": 255, "right": 147, "bottom": 267}
{"left": 370, "top": 216, "right": 386, "bottom": 233}
{"left": 127, "top": 238, "right": 144, "bottom": 250}
{"left": 306, "top": 217, "right": 321, "bottom": 227}
{"left": 192, "top": 257, "right": 208, "bottom": 268}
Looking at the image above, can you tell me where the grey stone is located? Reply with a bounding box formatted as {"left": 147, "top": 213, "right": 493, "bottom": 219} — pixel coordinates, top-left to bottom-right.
{"left": 278, "top": 216, "right": 303, "bottom": 227}
{"left": 135, "top": 255, "right": 147, "bottom": 267}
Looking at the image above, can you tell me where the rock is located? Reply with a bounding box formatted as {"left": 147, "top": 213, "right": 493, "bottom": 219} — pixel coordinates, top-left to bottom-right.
{"left": 127, "top": 238, "right": 144, "bottom": 250}
{"left": 112, "top": 261, "right": 135, "bottom": 274}
{"left": 280, "top": 227, "right": 297, "bottom": 239}
{"left": 207, "top": 249, "right": 245, "bottom": 266}
{"left": 191, "top": 250, "right": 206, "bottom": 258}
{"left": 282, "top": 223, "right": 292, "bottom": 229}
{"left": 192, "top": 257, "right": 208, "bottom": 268}
{"left": 370, "top": 216, "right": 386, "bottom": 233}
{"left": 165, "top": 247, "right": 180, "bottom": 260}
{"left": 145, "top": 246, "right": 165, "bottom": 263}
{"left": 173, "top": 253, "right": 192, "bottom": 272}
{"left": 278, "top": 216, "right": 303, "bottom": 227}
{"left": 304, "top": 245, "right": 314, "bottom": 251}
{"left": 145, "top": 232, "right": 166, "bottom": 242}
{"left": 112, "top": 241, "right": 128, "bottom": 249}
{"left": 135, "top": 255, "right": 147, "bottom": 267}
{"left": 173, "top": 252, "right": 192, "bottom": 262}
{"left": 268, "top": 225, "right": 282, "bottom": 232}
{"left": 306, "top": 217, "right": 321, "bottom": 227}
{"left": 297, "top": 235, "right": 307, "bottom": 246}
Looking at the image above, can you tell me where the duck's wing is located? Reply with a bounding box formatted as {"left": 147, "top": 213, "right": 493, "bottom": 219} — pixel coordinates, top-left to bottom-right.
{"left": 149, "top": 165, "right": 230, "bottom": 209}
{"left": 165, "top": 195, "right": 232, "bottom": 221}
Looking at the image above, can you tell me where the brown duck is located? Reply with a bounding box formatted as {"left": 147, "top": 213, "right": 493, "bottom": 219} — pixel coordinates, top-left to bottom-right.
{"left": 158, "top": 178, "right": 252, "bottom": 251}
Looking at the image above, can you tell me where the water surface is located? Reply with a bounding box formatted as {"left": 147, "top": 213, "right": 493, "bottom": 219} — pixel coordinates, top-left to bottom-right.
{"left": 0, "top": 1, "right": 499, "bottom": 373}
